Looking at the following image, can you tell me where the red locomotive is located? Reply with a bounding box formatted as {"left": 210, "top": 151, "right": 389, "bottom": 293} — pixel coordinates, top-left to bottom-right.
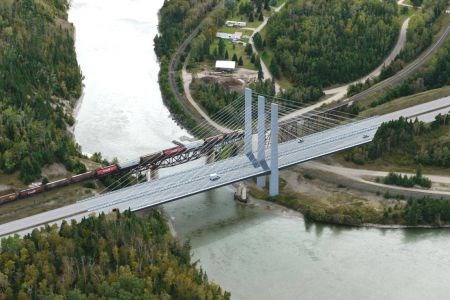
{"left": 162, "top": 146, "right": 186, "bottom": 157}
{"left": 95, "top": 165, "right": 119, "bottom": 176}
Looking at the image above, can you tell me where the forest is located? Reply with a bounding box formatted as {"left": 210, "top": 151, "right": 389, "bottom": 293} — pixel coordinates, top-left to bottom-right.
{"left": 0, "top": 0, "right": 84, "bottom": 183}
{"left": 405, "top": 197, "right": 450, "bottom": 226}
{"left": 0, "top": 210, "right": 230, "bottom": 298}
{"left": 395, "top": 0, "right": 448, "bottom": 63}
{"left": 369, "top": 38, "right": 450, "bottom": 107}
{"left": 190, "top": 78, "right": 240, "bottom": 117}
{"left": 344, "top": 115, "right": 450, "bottom": 168}
{"left": 263, "top": 0, "right": 400, "bottom": 88}
{"left": 347, "top": 0, "right": 448, "bottom": 97}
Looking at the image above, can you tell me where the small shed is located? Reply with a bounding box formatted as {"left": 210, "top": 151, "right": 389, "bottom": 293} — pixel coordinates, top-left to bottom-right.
{"left": 215, "top": 60, "right": 236, "bottom": 72}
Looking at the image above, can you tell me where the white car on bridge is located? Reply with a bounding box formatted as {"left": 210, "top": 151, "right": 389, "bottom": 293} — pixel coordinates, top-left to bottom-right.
{"left": 209, "top": 173, "right": 221, "bottom": 181}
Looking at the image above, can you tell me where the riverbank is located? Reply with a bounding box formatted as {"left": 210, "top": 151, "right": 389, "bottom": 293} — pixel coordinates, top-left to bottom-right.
{"left": 247, "top": 163, "right": 450, "bottom": 229}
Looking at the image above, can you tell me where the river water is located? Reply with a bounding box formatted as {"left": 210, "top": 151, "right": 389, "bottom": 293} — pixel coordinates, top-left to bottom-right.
{"left": 69, "top": 1, "right": 450, "bottom": 299}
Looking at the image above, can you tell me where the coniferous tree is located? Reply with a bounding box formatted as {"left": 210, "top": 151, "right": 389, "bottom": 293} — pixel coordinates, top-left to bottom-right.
{"left": 258, "top": 63, "right": 264, "bottom": 81}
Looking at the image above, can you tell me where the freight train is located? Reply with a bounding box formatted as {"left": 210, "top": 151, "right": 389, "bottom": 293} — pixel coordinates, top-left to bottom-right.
{"left": 0, "top": 130, "right": 244, "bottom": 205}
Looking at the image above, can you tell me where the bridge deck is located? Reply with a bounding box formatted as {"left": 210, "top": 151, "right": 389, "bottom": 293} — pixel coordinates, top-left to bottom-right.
{"left": 0, "top": 97, "right": 448, "bottom": 237}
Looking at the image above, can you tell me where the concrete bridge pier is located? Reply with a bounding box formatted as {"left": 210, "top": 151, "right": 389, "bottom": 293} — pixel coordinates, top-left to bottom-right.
{"left": 206, "top": 149, "right": 216, "bottom": 164}
{"left": 257, "top": 95, "right": 266, "bottom": 188}
{"left": 234, "top": 183, "right": 248, "bottom": 203}
{"left": 297, "top": 119, "right": 305, "bottom": 137}
{"left": 270, "top": 103, "right": 279, "bottom": 197}
{"left": 146, "top": 166, "right": 159, "bottom": 182}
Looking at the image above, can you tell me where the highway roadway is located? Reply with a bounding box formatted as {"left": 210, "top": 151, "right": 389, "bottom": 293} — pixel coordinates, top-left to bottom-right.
{"left": 0, "top": 97, "right": 448, "bottom": 237}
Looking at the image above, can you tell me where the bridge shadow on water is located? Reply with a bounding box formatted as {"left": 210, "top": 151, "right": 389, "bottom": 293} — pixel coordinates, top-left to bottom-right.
{"left": 159, "top": 187, "right": 284, "bottom": 248}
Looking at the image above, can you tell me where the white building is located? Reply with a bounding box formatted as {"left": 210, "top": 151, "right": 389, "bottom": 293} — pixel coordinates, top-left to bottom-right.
{"left": 216, "top": 31, "right": 243, "bottom": 41}
{"left": 225, "top": 20, "right": 247, "bottom": 27}
{"left": 215, "top": 60, "right": 236, "bottom": 72}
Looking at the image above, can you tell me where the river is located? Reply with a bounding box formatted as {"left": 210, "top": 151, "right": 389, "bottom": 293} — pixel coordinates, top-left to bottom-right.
{"left": 69, "top": 1, "right": 450, "bottom": 299}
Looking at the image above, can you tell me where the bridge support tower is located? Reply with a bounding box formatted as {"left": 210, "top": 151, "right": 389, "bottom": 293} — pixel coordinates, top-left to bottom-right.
{"left": 270, "top": 103, "right": 279, "bottom": 197}
{"left": 244, "top": 88, "right": 252, "bottom": 155}
{"left": 257, "top": 95, "right": 266, "bottom": 188}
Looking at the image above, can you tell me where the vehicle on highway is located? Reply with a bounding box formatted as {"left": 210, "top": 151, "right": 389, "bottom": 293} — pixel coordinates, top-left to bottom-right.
{"left": 209, "top": 173, "right": 221, "bottom": 181}
{"left": 363, "top": 134, "right": 369, "bottom": 139}
{"left": 298, "top": 138, "right": 304, "bottom": 143}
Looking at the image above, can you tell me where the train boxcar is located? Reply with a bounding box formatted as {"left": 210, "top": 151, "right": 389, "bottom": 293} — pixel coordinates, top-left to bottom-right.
{"left": 18, "top": 186, "right": 45, "bottom": 198}
{"left": 163, "top": 146, "right": 186, "bottom": 157}
{"left": 45, "top": 178, "right": 70, "bottom": 189}
{"left": 95, "top": 165, "right": 119, "bottom": 177}
{"left": 0, "top": 193, "right": 17, "bottom": 204}
{"left": 140, "top": 152, "right": 163, "bottom": 164}
{"left": 71, "top": 170, "right": 96, "bottom": 183}
{"left": 118, "top": 159, "right": 140, "bottom": 171}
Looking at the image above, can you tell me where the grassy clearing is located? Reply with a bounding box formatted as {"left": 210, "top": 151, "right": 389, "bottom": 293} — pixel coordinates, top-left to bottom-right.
{"left": 248, "top": 170, "right": 406, "bottom": 226}
{"left": 217, "top": 27, "right": 253, "bottom": 35}
{"left": 210, "top": 38, "right": 256, "bottom": 70}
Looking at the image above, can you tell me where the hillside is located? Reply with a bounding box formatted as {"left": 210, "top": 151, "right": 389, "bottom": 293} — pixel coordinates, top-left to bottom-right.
{"left": 0, "top": 0, "right": 83, "bottom": 183}
{"left": 0, "top": 210, "right": 230, "bottom": 298}
{"left": 263, "top": 0, "right": 400, "bottom": 88}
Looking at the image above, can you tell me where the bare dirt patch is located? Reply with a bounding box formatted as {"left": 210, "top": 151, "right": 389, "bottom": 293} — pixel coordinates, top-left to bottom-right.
{"left": 189, "top": 67, "right": 259, "bottom": 92}
{"left": 41, "top": 163, "right": 68, "bottom": 180}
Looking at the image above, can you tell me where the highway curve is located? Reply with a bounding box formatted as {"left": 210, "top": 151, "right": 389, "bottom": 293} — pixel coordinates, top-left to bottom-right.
{"left": 281, "top": 22, "right": 450, "bottom": 121}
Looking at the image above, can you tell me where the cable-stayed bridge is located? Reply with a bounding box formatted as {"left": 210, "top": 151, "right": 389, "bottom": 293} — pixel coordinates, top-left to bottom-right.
{"left": 0, "top": 91, "right": 449, "bottom": 237}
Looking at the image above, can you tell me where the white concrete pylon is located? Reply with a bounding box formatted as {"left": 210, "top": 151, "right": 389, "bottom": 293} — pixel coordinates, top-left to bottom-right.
{"left": 244, "top": 88, "right": 252, "bottom": 155}
{"left": 257, "top": 95, "right": 266, "bottom": 188}
{"left": 270, "top": 103, "right": 279, "bottom": 197}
